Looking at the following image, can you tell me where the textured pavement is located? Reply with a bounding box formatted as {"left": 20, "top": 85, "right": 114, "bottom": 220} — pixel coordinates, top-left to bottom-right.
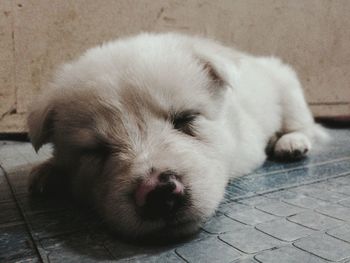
{"left": 0, "top": 129, "right": 350, "bottom": 263}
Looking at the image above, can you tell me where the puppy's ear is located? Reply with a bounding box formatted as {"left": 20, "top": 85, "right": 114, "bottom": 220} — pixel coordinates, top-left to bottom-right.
{"left": 27, "top": 97, "right": 55, "bottom": 152}
{"left": 202, "top": 61, "right": 226, "bottom": 87}
{"left": 194, "top": 47, "right": 237, "bottom": 90}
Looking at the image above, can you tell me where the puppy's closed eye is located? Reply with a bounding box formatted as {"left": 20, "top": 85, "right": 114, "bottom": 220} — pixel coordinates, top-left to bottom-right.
{"left": 171, "top": 111, "right": 199, "bottom": 137}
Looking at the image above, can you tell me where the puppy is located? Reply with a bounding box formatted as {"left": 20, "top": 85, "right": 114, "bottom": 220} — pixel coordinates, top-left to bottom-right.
{"left": 28, "top": 33, "right": 327, "bottom": 239}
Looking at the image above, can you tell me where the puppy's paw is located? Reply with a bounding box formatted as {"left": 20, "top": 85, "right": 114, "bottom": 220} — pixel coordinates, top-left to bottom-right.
{"left": 28, "top": 160, "right": 55, "bottom": 196}
{"left": 273, "top": 132, "right": 311, "bottom": 161}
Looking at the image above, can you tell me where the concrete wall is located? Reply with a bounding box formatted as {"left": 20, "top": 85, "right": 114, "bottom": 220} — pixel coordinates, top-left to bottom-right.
{"left": 1, "top": 0, "right": 349, "bottom": 132}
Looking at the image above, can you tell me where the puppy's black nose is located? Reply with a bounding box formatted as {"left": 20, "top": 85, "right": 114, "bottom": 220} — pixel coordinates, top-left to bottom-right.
{"left": 141, "top": 171, "right": 185, "bottom": 220}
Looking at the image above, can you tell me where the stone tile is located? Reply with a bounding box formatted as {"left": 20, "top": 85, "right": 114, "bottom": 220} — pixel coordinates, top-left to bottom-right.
{"left": 330, "top": 176, "right": 350, "bottom": 186}
{"left": 316, "top": 203, "right": 350, "bottom": 221}
{"left": 219, "top": 201, "right": 251, "bottom": 214}
{"left": 256, "top": 201, "right": 305, "bottom": 217}
{"left": 124, "top": 252, "right": 184, "bottom": 263}
{"left": 189, "top": 229, "right": 213, "bottom": 242}
{"left": 232, "top": 258, "right": 257, "bottom": 263}
{"left": 27, "top": 208, "right": 101, "bottom": 239}
{"left": 0, "top": 171, "right": 14, "bottom": 203}
{"left": 13, "top": 257, "right": 41, "bottom": 263}
{"left": 288, "top": 211, "right": 344, "bottom": 231}
{"left": 0, "top": 145, "right": 31, "bottom": 172}
{"left": 5, "top": 167, "right": 31, "bottom": 196}
{"left": 16, "top": 144, "right": 51, "bottom": 164}
{"left": 202, "top": 215, "right": 249, "bottom": 234}
{"left": 282, "top": 194, "right": 329, "bottom": 209}
{"left": 263, "top": 190, "right": 300, "bottom": 200}
{"left": 255, "top": 246, "right": 327, "bottom": 263}
{"left": 0, "top": 201, "right": 23, "bottom": 225}
{"left": 225, "top": 207, "right": 278, "bottom": 226}
{"left": 234, "top": 160, "right": 350, "bottom": 194}
{"left": 18, "top": 195, "right": 75, "bottom": 215}
{"left": 237, "top": 196, "right": 272, "bottom": 207}
{"left": 338, "top": 198, "right": 350, "bottom": 208}
{"left": 0, "top": 224, "right": 37, "bottom": 262}
{"left": 0, "top": 144, "right": 21, "bottom": 159}
{"left": 312, "top": 181, "right": 350, "bottom": 196}
{"left": 327, "top": 225, "right": 350, "bottom": 243}
{"left": 103, "top": 233, "right": 181, "bottom": 261}
{"left": 263, "top": 189, "right": 331, "bottom": 210}
{"left": 292, "top": 185, "right": 349, "bottom": 203}
{"left": 294, "top": 234, "right": 350, "bottom": 261}
{"left": 176, "top": 237, "right": 241, "bottom": 263}
{"left": 40, "top": 231, "right": 113, "bottom": 262}
{"left": 0, "top": 156, "right": 29, "bottom": 173}
{"left": 219, "top": 228, "right": 284, "bottom": 254}
{"left": 256, "top": 219, "right": 315, "bottom": 242}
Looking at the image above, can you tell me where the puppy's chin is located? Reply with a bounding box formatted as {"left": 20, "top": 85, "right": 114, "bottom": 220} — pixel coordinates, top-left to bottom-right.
{"left": 99, "top": 192, "right": 204, "bottom": 241}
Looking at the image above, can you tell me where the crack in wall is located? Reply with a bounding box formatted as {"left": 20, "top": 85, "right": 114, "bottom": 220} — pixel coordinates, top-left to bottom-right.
{"left": 0, "top": 104, "right": 17, "bottom": 120}
{"left": 11, "top": 0, "right": 18, "bottom": 117}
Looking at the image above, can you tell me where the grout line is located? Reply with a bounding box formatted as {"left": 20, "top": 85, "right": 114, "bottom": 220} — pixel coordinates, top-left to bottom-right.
{"left": 10, "top": 0, "right": 18, "bottom": 114}
{"left": 325, "top": 230, "right": 350, "bottom": 245}
{"left": 253, "top": 224, "right": 311, "bottom": 243}
{"left": 0, "top": 165, "right": 46, "bottom": 263}
{"left": 231, "top": 171, "right": 350, "bottom": 203}
{"left": 174, "top": 248, "right": 190, "bottom": 263}
{"left": 291, "top": 242, "right": 334, "bottom": 262}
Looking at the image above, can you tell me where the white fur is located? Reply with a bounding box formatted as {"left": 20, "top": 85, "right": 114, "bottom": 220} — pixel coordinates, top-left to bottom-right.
{"left": 28, "top": 32, "right": 327, "bottom": 239}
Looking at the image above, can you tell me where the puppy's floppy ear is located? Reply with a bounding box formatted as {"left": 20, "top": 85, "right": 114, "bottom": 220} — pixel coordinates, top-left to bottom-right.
{"left": 27, "top": 96, "right": 55, "bottom": 152}
{"left": 201, "top": 61, "right": 226, "bottom": 87}
{"left": 194, "top": 46, "right": 237, "bottom": 90}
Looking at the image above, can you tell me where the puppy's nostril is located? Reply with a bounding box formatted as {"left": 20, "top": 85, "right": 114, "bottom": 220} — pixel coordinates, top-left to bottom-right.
{"left": 158, "top": 170, "right": 177, "bottom": 183}
{"left": 143, "top": 185, "right": 182, "bottom": 219}
{"left": 139, "top": 173, "right": 185, "bottom": 220}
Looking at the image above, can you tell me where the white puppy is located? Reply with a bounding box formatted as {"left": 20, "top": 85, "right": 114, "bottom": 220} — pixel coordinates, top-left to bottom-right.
{"left": 28, "top": 33, "right": 327, "bottom": 240}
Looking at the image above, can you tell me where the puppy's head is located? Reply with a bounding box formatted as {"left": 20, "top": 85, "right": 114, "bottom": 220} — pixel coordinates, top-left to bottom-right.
{"left": 28, "top": 34, "right": 237, "bottom": 239}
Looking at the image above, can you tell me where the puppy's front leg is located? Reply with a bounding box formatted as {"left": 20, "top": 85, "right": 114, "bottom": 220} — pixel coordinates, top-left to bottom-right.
{"left": 273, "top": 132, "right": 311, "bottom": 160}
{"left": 29, "top": 158, "right": 68, "bottom": 196}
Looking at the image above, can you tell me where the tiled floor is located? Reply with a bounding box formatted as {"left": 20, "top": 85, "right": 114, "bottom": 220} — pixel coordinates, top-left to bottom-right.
{"left": 1, "top": 129, "right": 350, "bottom": 263}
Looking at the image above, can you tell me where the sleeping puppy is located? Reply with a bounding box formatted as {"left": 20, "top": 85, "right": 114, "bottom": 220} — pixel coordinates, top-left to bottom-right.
{"left": 28, "top": 33, "right": 327, "bottom": 239}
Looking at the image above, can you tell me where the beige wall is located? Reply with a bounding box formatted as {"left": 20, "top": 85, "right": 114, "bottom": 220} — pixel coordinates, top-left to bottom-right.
{"left": 1, "top": 0, "right": 349, "bottom": 132}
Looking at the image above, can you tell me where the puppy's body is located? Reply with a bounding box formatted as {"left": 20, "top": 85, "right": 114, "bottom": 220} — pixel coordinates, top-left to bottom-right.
{"left": 28, "top": 33, "right": 326, "bottom": 239}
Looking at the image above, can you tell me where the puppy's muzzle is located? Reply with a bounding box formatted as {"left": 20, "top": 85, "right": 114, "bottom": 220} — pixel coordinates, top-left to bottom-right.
{"left": 135, "top": 170, "right": 186, "bottom": 220}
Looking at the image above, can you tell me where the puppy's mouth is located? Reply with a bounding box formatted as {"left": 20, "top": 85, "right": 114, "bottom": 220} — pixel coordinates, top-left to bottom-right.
{"left": 135, "top": 190, "right": 192, "bottom": 222}
{"left": 132, "top": 170, "right": 192, "bottom": 221}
